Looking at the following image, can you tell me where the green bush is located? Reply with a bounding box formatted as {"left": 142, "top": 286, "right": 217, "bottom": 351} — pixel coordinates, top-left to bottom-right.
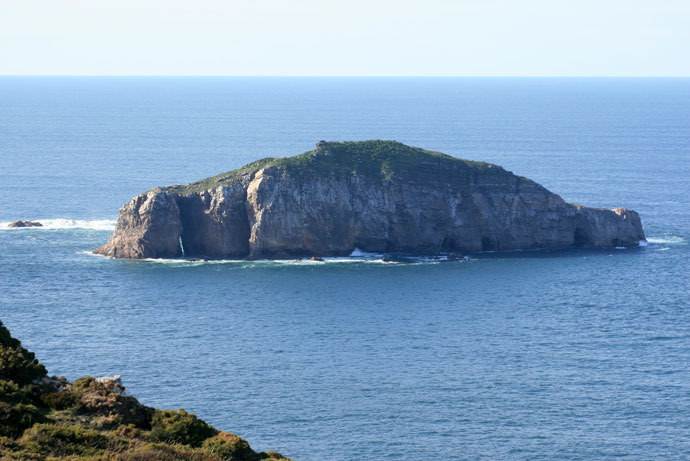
{"left": 0, "top": 345, "right": 46, "bottom": 387}
{"left": 0, "top": 322, "right": 46, "bottom": 386}
{"left": 202, "top": 432, "right": 256, "bottom": 461}
{"left": 0, "top": 322, "right": 21, "bottom": 349}
{"left": 149, "top": 409, "right": 217, "bottom": 447}
{"left": 19, "top": 423, "right": 110, "bottom": 457}
{"left": 119, "top": 442, "right": 220, "bottom": 460}
{"left": 114, "top": 423, "right": 142, "bottom": 439}
{"left": 0, "top": 435, "right": 45, "bottom": 461}
{"left": 0, "top": 381, "right": 40, "bottom": 406}
{"left": 40, "top": 390, "right": 79, "bottom": 410}
{"left": 0, "top": 402, "right": 46, "bottom": 438}
{"left": 72, "top": 376, "right": 96, "bottom": 391}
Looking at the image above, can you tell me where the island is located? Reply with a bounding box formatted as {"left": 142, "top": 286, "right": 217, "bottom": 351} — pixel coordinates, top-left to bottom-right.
{"left": 95, "top": 140, "right": 645, "bottom": 259}
{"left": 0, "top": 321, "right": 291, "bottom": 460}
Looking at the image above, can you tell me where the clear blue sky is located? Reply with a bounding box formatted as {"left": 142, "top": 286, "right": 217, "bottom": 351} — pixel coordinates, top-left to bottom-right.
{"left": 2, "top": 0, "right": 689, "bottom": 76}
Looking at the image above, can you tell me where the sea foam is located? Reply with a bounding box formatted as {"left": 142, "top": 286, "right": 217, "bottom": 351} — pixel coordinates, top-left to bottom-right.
{"left": 645, "top": 236, "right": 686, "bottom": 246}
{"left": 1, "top": 219, "right": 116, "bottom": 231}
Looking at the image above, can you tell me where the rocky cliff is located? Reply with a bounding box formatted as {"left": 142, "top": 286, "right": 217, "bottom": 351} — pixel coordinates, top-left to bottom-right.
{"left": 95, "top": 140, "right": 645, "bottom": 259}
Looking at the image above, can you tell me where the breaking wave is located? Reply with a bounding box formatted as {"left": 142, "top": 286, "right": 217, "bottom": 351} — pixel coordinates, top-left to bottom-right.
{"left": 82, "top": 237, "right": 686, "bottom": 267}
{"left": 86, "top": 251, "right": 475, "bottom": 266}
{"left": 1, "top": 219, "right": 116, "bottom": 231}
{"left": 644, "top": 236, "right": 686, "bottom": 246}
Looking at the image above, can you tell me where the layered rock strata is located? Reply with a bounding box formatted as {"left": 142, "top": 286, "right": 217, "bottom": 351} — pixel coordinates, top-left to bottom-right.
{"left": 95, "top": 141, "right": 645, "bottom": 259}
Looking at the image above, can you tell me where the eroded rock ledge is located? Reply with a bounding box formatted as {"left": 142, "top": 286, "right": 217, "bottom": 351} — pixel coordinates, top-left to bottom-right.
{"left": 95, "top": 140, "right": 645, "bottom": 259}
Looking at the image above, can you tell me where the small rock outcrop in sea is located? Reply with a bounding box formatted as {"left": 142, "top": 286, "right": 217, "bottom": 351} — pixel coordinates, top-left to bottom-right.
{"left": 0, "top": 320, "right": 292, "bottom": 460}
{"left": 95, "top": 140, "right": 645, "bottom": 259}
{"left": 8, "top": 220, "right": 42, "bottom": 228}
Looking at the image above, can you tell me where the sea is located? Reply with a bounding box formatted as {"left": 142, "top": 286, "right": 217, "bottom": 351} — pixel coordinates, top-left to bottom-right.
{"left": 1, "top": 77, "right": 689, "bottom": 460}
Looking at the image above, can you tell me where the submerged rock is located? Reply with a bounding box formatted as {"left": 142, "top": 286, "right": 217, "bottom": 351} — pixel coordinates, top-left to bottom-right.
{"left": 8, "top": 220, "right": 42, "bottom": 228}
{"left": 95, "top": 140, "right": 645, "bottom": 260}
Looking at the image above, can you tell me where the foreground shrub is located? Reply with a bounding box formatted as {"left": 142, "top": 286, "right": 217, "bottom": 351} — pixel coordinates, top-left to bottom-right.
{"left": 0, "top": 322, "right": 47, "bottom": 386}
{"left": 0, "top": 402, "right": 46, "bottom": 438}
{"left": 114, "top": 423, "right": 143, "bottom": 439}
{"left": 0, "top": 380, "right": 41, "bottom": 406}
{"left": 202, "top": 432, "right": 256, "bottom": 461}
{"left": 149, "top": 409, "right": 217, "bottom": 447}
{"left": 0, "top": 435, "right": 44, "bottom": 461}
{"left": 0, "top": 322, "right": 22, "bottom": 349}
{"left": 75, "top": 380, "right": 154, "bottom": 429}
{"left": 20, "top": 423, "right": 110, "bottom": 457}
{"left": 119, "top": 442, "right": 220, "bottom": 461}
{"left": 40, "top": 390, "right": 79, "bottom": 410}
{"left": 0, "top": 344, "right": 46, "bottom": 387}
{"left": 71, "top": 376, "right": 96, "bottom": 392}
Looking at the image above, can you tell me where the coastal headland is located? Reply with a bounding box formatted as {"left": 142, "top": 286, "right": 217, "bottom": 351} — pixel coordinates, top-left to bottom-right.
{"left": 0, "top": 321, "right": 291, "bottom": 460}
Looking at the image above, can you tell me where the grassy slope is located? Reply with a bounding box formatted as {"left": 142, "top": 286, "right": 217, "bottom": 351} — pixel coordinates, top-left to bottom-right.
{"left": 166, "top": 140, "right": 499, "bottom": 195}
{"left": 0, "top": 321, "right": 291, "bottom": 461}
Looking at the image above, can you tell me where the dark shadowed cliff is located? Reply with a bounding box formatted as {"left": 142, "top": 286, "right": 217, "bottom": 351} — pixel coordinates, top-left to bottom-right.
{"left": 95, "top": 140, "right": 645, "bottom": 259}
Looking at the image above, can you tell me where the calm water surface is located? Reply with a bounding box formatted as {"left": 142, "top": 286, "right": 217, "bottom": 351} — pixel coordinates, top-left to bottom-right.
{"left": 1, "top": 77, "right": 689, "bottom": 460}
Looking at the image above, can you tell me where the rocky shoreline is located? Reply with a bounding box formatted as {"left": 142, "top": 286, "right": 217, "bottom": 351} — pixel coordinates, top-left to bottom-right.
{"left": 0, "top": 321, "right": 291, "bottom": 460}
{"left": 96, "top": 140, "right": 645, "bottom": 260}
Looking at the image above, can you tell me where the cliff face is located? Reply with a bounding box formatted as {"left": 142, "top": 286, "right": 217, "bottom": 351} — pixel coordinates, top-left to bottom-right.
{"left": 95, "top": 141, "right": 645, "bottom": 259}
{"left": 98, "top": 189, "right": 183, "bottom": 259}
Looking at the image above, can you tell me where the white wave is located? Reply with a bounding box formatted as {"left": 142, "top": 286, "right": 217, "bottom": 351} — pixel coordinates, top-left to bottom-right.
{"left": 407, "top": 255, "right": 447, "bottom": 262}
{"left": 646, "top": 236, "right": 686, "bottom": 246}
{"left": 1, "top": 219, "right": 116, "bottom": 231}
{"left": 115, "top": 255, "right": 243, "bottom": 265}
{"left": 323, "top": 258, "right": 395, "bottom": 264}
{"left": 86, "top": 256, "right": 236, "bottom": 266}
{"left": 349, "top": 247, "right": 384, "bottom": 259}
{"left": 86, "top": 252, "right": 401, "bottom": 266}
{"left": 147, "top": 257, "right": 397, "bottom": 266}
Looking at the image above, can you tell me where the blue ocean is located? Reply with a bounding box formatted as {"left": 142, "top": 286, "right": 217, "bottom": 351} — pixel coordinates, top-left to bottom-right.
{"left": 1, "top": 77, "right": 689, "bottom": 460}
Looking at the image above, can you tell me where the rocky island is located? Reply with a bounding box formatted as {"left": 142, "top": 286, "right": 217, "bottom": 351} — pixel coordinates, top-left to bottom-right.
{"left": 0, "top": 321, "right": 291, "bottom": 460}
{"left": 95, "top": 140, "right": 645, "bottom": 259}
{"left": 7, "top": 221, "right": 42, "bottom": 228}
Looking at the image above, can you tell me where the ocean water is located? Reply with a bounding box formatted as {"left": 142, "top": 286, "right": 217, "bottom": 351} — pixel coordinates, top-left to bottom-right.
{"left": 1, "top": 77, "right": 689, "bottom": 460}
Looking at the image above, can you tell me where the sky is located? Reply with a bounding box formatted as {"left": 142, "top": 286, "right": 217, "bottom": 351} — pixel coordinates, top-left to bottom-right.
{"left": 1, "top": 0, "right": 689, "bottom": 76}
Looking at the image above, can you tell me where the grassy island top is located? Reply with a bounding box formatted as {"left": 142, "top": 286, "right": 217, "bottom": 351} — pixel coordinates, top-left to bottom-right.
{"left": 167, "top": 140, "right": 500, "bottom": 195}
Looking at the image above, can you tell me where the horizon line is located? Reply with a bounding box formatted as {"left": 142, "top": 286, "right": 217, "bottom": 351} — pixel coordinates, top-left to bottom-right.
{"left": 1, "top": 74, "right": 689, "bottom": 78}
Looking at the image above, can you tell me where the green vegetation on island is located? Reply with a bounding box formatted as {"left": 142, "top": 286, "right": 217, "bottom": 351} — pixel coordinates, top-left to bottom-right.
{"left": 166, "top": 140, "right": 498, "bottom": 195}
{"left": 0, "top": 321, "right": 291, "bottom": 460}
